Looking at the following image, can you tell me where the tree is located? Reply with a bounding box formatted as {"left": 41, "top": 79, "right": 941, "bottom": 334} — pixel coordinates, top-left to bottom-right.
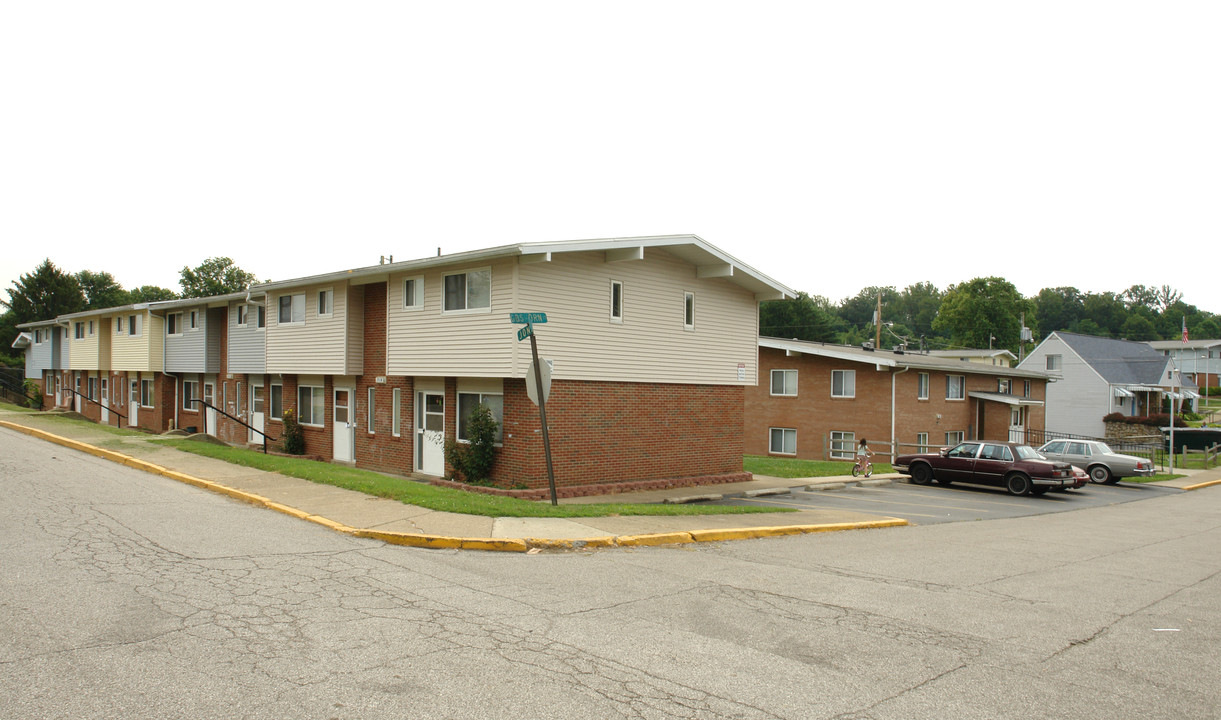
{"left": 1121, "top": 284, "right": 1159, "bottom": 312}
{"left": 1033, "top": 287, "right": 1084, "bottom": 336}
{"left": 1081, "top": 292, "right": 1127, "bottom": 337}
{"left": 179, "top": 257, "right": 258, "bottom": 298}
{"left": 1120, "top": 314, "right": 1159, "bottom": 341}
{"left": 128, "top": 285, "right": 178, "bottom": 303}
{"left": 759, "top": 292, "right": 837, "bottom": 342}
{"left": 932, "top": 277, "right": 1031, "bottom": 349}
{"left": 894, "top": 282, "right": 942, "bottom": 339}
{"left": 1, "top": 259, "right": 85, "bottom": 321}
{"left": 1156, "top": 285, "right": 1183, "bottom": 312}
{"left": 76, "top": 270, "right": 128, "bottom": 309}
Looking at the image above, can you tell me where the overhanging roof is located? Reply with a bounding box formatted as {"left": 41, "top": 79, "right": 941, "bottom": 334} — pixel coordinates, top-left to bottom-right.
{"left": 760, "top": 337, "right": 1054, "bottom": 380}
{"left": 968, "top": 391, "right": 1045, "bottom": 407}
{"left": 254, "top": 235, "right": 795, "bottom": 300}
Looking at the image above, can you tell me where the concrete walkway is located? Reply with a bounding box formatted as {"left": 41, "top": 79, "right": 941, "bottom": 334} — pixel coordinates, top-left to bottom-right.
{"left": 4, "top": 409, "right": 1219, "bottom": 552}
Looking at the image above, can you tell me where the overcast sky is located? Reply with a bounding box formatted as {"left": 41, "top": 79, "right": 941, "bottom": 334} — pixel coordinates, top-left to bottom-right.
{"left": 3, "top": 2, "right": 1218, "bottom": 311}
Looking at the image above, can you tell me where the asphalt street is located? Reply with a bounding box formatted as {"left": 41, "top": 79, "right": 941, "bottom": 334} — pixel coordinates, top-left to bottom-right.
{"left": 3, "top": 427, "right": 1220, "bottom": 719}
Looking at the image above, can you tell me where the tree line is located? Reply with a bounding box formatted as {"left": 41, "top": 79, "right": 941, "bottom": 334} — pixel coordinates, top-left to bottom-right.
{"left": 761, "top": 278, "right": 1219, "bottom": 353}
{"left": 0, "top": 258, "right": 259, "bottom": 367}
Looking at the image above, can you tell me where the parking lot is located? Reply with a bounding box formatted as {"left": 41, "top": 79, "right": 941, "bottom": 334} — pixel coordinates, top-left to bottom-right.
{"left": 713, "top": 478, "right": 1184, "bottom": 524}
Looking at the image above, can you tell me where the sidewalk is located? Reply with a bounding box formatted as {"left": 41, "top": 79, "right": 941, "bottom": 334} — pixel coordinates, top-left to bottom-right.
{"left": 0, "top": 411, "right": 908, "bottom": 552}
{"left": 6, "top": 410, "right": 1219, "bottom": 552}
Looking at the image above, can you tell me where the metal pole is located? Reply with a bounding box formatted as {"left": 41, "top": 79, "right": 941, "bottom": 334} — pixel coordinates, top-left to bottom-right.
{"left": 528, "top": 330, "right": 558, "bottom": 505}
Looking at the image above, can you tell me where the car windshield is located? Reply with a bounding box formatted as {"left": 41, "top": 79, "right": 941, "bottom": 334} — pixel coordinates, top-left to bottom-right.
{"left": 1014, "top": 445, "right": 1042, "bottom": 460}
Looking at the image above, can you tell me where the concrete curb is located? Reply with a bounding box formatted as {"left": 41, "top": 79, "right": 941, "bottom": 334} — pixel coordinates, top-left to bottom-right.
{"left": 1, "top": 419, "right": 911, "bottom": 552}
{"left": 1182, "top": 477, "right": 1221, "bottom": 491}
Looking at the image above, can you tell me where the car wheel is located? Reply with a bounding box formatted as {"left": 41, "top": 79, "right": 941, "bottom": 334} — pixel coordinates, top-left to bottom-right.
{"left": 910, "top": 463, "right": 933, "bottom": 485}
{"left": 1006, "top": 473, "right": 1032, "bottom": 496}
{"left": 1088, "top": 465, "right": 1112, "bottom": 484}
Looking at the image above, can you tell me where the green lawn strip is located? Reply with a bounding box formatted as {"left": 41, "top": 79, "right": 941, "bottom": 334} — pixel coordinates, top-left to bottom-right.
{"left": 1125, "top": 473, "right": 1187, "bottom": 483}
{"left": 163, "top": 440, "right": 790, "bottom": 518}
{"left": 744, "top": 455, "right": 893, "bottom": 478}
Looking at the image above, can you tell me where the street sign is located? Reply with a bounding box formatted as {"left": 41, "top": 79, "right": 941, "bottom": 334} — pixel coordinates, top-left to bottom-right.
{"left": 510, "top": 312, "right": 547, "bottom": 324}
{"left": 525, "top": 359, "right": 553, "bottom": 406}
{"left": 517, "top": 324, "right": 533, "bottom": 341}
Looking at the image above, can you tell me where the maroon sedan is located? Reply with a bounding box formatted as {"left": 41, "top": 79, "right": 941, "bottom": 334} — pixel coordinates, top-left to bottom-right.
{"left": 893, "top": 441, "right": 1076, "bottom": 496}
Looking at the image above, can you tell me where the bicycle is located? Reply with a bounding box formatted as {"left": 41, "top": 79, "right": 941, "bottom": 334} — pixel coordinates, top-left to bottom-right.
{"left": 851, "top": 459, "right": 873, "bottom": 478}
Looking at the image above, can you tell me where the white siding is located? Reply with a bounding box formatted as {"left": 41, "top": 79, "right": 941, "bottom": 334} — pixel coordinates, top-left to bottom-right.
{"left": 385, "top": 249, "right": 759, "bottom": 385}
{"left": 1022, "top": 336, "right": 1109, "bottom": 437}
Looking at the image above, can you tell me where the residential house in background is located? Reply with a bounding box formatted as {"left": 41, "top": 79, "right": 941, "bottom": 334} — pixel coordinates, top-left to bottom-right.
{"left": 747, "top": 338, "right": 1050, "bottom": 462}
{"left": 927, "top": 348, "right": 1017, "bottom": 367}
{"left": 14, "top": 319, "right": 70, "bottom": 407}
{"left": 1017, "top": 332, "right": 1197, "bottom": 438}
{"left": 1146, "top": 339, "right": 1221, "bottom": 390}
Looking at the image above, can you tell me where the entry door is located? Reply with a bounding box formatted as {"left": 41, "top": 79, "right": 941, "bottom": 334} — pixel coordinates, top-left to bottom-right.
{"left": 416, "top": 392, "right": 445, "bottom": 475}
{"left": 129, "top": 380, "right": 139, "bottom": 426}
{"left": 203, "top": 382, "right": 217, "bottom": 436}
{"left": 333, "top": 387, "right": 355, "bottom": 462}
{"left": 74, "top": 375, "right": 82, "bottom": 412}
{"left": 100, "top": 377, "right": 109, "bottom": 423}
{"left": 55, "top": 375, "right": 63, "bottom": 407}
{"left": 1008, "top": 407, "right": 1025, "bottom": 443}
{"left": 249, "top": 382, "right": 265, "bottom": 444}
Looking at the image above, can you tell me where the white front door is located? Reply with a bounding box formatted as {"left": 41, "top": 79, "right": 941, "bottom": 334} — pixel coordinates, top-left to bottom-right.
{"left": 249, "top": 382, "right": 265, "bottom": 444}
{"left": 1009, "top": 407, "right": 1025, "bottom": 443}
{"left": 333, "top": 387, "right": 355, "bottom": 462}
{"left": 74, "top": 375, "right": 82, "bottom": 412}
{"left": 100, "top": 377, "right": 109, "bottom": 423}
{"left": 203, "top": 381, "right": 217, "bottom": 436}
{"left": 129, "top": 380, "right": 139, "bottom": 426}
{"left": 416, "top": 391, "right": 445, "bottom": 475}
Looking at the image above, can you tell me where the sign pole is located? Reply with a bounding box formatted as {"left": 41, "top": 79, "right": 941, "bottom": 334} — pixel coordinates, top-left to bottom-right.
{"left": 528, "top": 329, "right": 559, "bottom": 505}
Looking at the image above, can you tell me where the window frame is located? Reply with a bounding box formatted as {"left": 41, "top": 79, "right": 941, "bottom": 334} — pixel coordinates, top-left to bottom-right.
{"left": 768, "top": 427, "right": 797, "bottom": 455}
{"left": 182, "top": 380, "right": 200, "bottom": 411}
{"left": 1046, "top": 354, "right": 1062, "bottom": 371}
{"left": 128, "top": 314, "right": 139, "bottom": 336}
{"left": 831, "top": 369, "right": 856, "bottom": 399}
{"left": 946, "top": 375, "right": 966, "bottom": 401}
{"left": 917, "top": 372, "right": 930, "bottom": 400}
{"left": 166, "top": 312, "right": 183, "bottom": 337}
{"left": 236, "top": 304, "right": 248, "bottom": 328}
{"left": 188, "top": 310, "right": 199, "bottom": 331}
{"left": 392, "top": 387, "right": 402, "bottom": 437}
{"left": 402, "top": 276, "right": 424, "bottom": 311}
{"left": 140, "top": 379, "right": 155, "bottom": 408}
{"left": 269, "top": 383, "right": 283, "bottom": 420}
{"left": 830, "top": 430, "right": 856, "bottom": 460}
{"left": 297, "top": 385, "right": 325, "bottom": 427}
{"left": 683, "top": 291, "right": 695, "bottom": 330}
{"left": 770, "top": 369, "right": 798, "bottom": 397}
{"left": 278, "top": 293, "right": 306, "bottom": 325}
{"left": 317, "top": 288, "right": 334, "bottom": 318}
{"left": 945, "top": 430, "right": 964, "bottom": 445}
{"left": 367, "top": 387, "right": 376, "bottom": 435}
{"left": 917, "top": 432, "right": 929, "bottom": 453}
{"left": 442, "top": 268, "right": 492, "bottom": 314}
{"left": 456, "top": 392, "right": 504, "bottom": 444}
{"left": 610, "top": 280, "right": 624, "bottom": 323}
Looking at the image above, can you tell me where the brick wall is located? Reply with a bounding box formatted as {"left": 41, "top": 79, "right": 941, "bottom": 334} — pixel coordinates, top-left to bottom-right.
{"left": 746, "top": 347, "right": 1049, "bottom": 459}
{"left": 354, "top": 282, "right": 415, "bottom": 475}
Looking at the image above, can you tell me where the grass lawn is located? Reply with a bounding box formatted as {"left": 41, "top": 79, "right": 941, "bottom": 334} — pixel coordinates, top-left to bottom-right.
{"left": 744, "top": 454, "right": 893, "bottom": 479}
{"left": 163, "top": 439, "right": 791, "bottom": 518}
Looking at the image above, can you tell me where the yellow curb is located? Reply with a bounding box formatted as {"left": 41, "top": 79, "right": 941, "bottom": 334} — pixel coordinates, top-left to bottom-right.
{"left": 264, "top": 501, "right": 314, "bottom": 521}
{"left": 304, "top": 515, "right": 358, "bottom": 534}
{"left": 353, "top": 529, "right": 529, "bottom": 552}
{"left": 688, "top": 518, "right": 908, "bottom": 543}
{"left": 524, "top": 536, "right": 620, "bottom": 550}
{"left": 616, "top": 531, "right": 696, "bottom": 547}
{"left": 1182, "top": 478, "right": 1221, "bottom": 491}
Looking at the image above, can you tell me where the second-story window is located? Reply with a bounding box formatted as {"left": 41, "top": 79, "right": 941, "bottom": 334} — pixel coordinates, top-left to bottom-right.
{"left": 236, "top": 305, "right": 248, "bottom": 327}
{"left": 74, "top": 322, "right": 84, "bottom": 339}
{"left": 318, "top": 289, "right": 333, "bottom": 317}
{"left": 832, "top": 369, "right": 855, "bottom": 398}
{"left": 610, "top": 281, "right": 623, "bottom": 322}
{"left": 917, "top": 372, "right": 930, "bottom": 400}
{"left": 167, "top": 313, "right": 182, "bottom": 336}
{"left": 443, "top": 269, "right": 491, "bottom": 312}
{"left": 684, "top": 292, "right": 695, "bottom": 330}
{"left": 771, "top": 369, "right": 797, "bottom": 396}
{"left": 947, "top": 375, "right": 966, "bottom": 400}
{"left": 128, "top": 314, "right": 139, "bottom": 336}
{"left": 403, "top": 277, "right": 423, "bottom": 310}
{"left": 998, "top": 378, "right": 1011, "bottom": 394}
{"left": 278, "top": 294, "right": 305, "bottom": 324}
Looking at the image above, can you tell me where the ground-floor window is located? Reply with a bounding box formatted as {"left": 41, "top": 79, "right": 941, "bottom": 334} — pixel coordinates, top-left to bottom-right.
{"left": 945, "top": 431, "right": 964, "bottom": 446}
{"left": 298, "top": 385, "right": 325, "bottom": 426}
{"left": 917, "top": 432, "right": 929, "bottom": 453}
{"left": 140, "top": 379, "right": 155, "bottom": 407}
{"left": 392, "top": 388, "right": 401, "bottom": 437}
{"left": 830, "top": 430, "right": 855, "bottom": 460}
{"left": 270, "top": 383, "right": 283, "bottom": 420}
{"left": 769, "top": 427, "right": 796, "bottom": 455}
{"left": 457, "top": 392, "right": 504, "bottom": 443}
{"left": 182, "top": 380, "right": 199, "bottom": 410}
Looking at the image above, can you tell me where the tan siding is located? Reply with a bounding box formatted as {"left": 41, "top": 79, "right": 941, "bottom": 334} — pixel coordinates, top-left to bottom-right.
{"left": 384, "top": 250, "right": 758, "bottom": 385}
{"left": 386, "top": 260, "right": 516, "bottom": 377}
{"left": 110, "top": 312, "right": 155, "bottom": 371}
{"left": 266, "top": 281, "right": 351, "bottom": 375}
{"left": 345, "top": 284, "right": 365, "bottom": 375}
{"left": 69, "top": 327, "right": 99, "bottom": 370}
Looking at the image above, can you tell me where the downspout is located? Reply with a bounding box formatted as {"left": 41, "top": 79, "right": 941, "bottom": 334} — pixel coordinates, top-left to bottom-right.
{"left": 891, "top": 365, "right": 910, "bottom": 461}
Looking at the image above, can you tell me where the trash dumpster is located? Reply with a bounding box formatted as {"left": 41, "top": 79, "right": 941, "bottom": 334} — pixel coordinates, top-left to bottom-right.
{"left": 1164, "top": 428, "right": 1221, "bottom": 452}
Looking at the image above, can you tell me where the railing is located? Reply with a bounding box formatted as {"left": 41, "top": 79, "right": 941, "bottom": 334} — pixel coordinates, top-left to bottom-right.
{"left": 0, "top": 372, "right": 42, "bottom": 410}
{"left": 65, "top": 387, "right": 127, "bottom": 426}
{"left": 1207, "top": 444, "right": 1220, "bottom": 469}
{"left": 188, "top": 398, "right": 277, "bottom": 453}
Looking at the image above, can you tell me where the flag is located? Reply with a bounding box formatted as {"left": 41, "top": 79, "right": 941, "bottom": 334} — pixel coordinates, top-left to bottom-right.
{"left": 1182, "top": 316, "right": 1189, "bottom": 343}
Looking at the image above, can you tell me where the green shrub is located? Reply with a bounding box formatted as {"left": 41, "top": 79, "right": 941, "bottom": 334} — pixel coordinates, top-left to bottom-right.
{"left": 22, "top": 380, "right": 41, "bottom": 409}
{"left": 281, "top": 408, "right": 305, "bottom": 455}
{"left": 444, "top": 404, "right": 499, "bottom": 484}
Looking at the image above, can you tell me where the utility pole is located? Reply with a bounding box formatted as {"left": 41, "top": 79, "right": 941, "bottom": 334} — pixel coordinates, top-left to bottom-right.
{"left": 875, "top": 293, "right": 882, "bottom": 349}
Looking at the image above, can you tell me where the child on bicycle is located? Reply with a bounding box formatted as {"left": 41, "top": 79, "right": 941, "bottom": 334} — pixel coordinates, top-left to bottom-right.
{"left": 854, "top": 438, "right": 874, "bottom": 477}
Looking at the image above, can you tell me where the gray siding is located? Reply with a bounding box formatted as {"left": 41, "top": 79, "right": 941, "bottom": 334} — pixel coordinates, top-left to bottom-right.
{"left": 206, "top": 307, "right": 224, "bottom": 374}
{"left": 25, "top": 334, "right": 54, "bottom": 376}
{"left": 227, "top": 300, "right": 266, "bottom": 374}
{"left": 164, "top": 305, "right": 209, "bottom": 373}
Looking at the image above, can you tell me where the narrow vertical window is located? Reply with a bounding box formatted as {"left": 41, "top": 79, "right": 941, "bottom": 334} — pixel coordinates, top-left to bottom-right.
{"left": 318, "top": 289, "right": 333, "bottom": 317}
{"left": 367, "top": 387, "right": 375, "bottom": 434}
{"left": 610, "top": 281, "right": 623, "bottom": 322}
{"left": 684, "top": 292, "right": 695, "bottom": 330}
{"left": 392, "top": 388, "right": 401, "bottom": 437}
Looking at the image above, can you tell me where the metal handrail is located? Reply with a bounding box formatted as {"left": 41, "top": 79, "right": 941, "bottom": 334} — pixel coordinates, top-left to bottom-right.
{"left": 188, "top": 398, "right": 278, "bottom": 453}
{"left": 65, "top": 387, "right": 126, "bottom": 425}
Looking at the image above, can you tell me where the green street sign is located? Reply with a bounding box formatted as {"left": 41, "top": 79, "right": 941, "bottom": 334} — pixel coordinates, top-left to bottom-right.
{"left": 517, "top": 323, "right": 533, "bottom": 341}
{"left": 510, "top": 312, "right": 547, "bottom": 324}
